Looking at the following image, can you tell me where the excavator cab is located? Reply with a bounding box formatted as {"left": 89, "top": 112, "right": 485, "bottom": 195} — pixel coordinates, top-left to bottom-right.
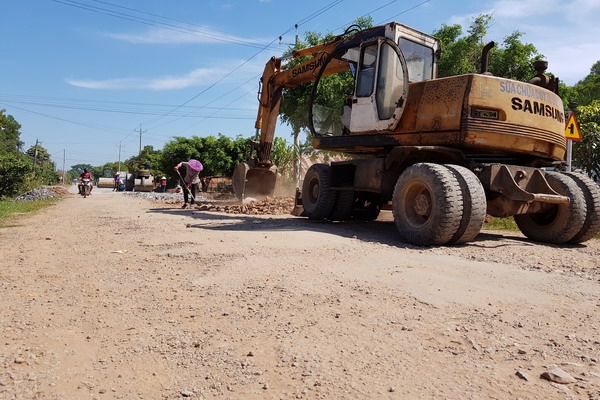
{"left": 309, "top": 37, "right": 410, "bottom": 137}
{"left": 232, "top": 22, "right": 440, "bottom": 202}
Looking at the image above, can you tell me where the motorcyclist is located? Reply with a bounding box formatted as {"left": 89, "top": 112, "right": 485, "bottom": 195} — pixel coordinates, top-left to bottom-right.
{"left": 78, "top": 168, "right": 94, "bottom": 195}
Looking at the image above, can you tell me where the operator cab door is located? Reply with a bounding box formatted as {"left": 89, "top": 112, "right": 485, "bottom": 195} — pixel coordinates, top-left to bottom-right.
{"left": 349, "top": 38, "right": 409, "bottom": 134}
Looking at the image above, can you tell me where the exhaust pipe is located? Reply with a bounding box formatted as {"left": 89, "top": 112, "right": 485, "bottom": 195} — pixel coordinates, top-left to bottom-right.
{"left": 480, "top": 41, "right": 495, "bottom": 74}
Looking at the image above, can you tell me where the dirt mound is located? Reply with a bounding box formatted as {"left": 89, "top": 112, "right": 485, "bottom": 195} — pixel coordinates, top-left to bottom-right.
{"left": 47, "top": 186, "right": 71, "bottom": 196}
{"left": 197, "top": 196, "right": 295, "bottom": 215}
{"left": 197, "top": 197, "right": 294, "bottom": 215}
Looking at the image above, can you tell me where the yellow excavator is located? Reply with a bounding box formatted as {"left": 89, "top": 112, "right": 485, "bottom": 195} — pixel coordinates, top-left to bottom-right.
{"left": 233, "top": 21, "right": 600, "bottom": 246}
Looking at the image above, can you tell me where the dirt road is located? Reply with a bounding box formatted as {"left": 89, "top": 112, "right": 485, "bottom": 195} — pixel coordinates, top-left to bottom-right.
{"left": 1, "top": 187, "right": 599, "bottom": 399}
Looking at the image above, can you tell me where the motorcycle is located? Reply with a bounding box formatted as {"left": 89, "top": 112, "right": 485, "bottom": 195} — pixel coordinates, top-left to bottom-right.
{"left": 79, "top": 178, "right": 91, "bottom": 198}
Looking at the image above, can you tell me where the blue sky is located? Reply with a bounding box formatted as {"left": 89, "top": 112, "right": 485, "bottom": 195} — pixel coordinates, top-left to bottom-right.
{"left": 2, "top": 0, "right": 599, "bottom": 169}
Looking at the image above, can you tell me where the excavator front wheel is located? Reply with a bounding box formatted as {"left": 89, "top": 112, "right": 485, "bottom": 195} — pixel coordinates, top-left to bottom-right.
{"left": 392, "top": 163, "right": 463, "bottom": 246}
{"left": 302, "top": 164, "right": 336, "bottom": 220}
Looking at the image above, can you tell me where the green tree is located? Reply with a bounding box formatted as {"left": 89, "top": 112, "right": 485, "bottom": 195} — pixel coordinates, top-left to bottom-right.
{"left": 270, "top": 137, "right": 295, "bottom": 178}
{"left": 0, "top": 111, "right": 59, "bottom": 193}
{"left": 566, "top": 60, "right": 600, "bottom": 108}
{"left": 433, "top": 14, "right": 543, "bottom": 80}
{"left": 161, "top": 134, "right": 247, "bottom": 191}
{"left": 572, "top": 100, "right": 600, "bottom": 177}
{"left": 26, "top": 144, "right": 51, "bottom": 178}
{"left": 434, "top": 16, "right": 487, "bottom": 76}
{"left": 488, "top": 31, "right": 542, "bottom": 81}
{"left": 0, "top": 110, "right": 24, "bottom": 155}
{"left": 0, "top": 153, "right": 32, "bottom": 198}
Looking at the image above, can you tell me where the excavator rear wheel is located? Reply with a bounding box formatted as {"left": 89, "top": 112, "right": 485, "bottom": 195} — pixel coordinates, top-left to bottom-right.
{"left": 302, "top": 164, "right": 336, "bottom": 220}
{"left": 445, "top": 165, "right": 487, "bottom": 244}
{"left": 392, "top": 163, "right": 463, "bottom": 246}
{"left": 328, "top": 190, "right": 354, "bottom": 221}
{"left": 564, "top": 172, "right": 600, "bottom": 243}
{"left": 352, "top": 196, "right": 381, "bottom": 221}
{"left": 514, "top": 171, "right": 586, "bottom": 244}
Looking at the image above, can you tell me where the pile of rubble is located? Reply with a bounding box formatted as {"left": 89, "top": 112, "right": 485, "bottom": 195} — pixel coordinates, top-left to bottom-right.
{"left": 15, "top": 186, "right": 70, "bottom": 201}
{"left": 124, "top": 190, "right": 295, "bottom": 215}
{"left": 197, "top": 196, "right": 295, "bottom": 215}
{"left": 123, "top": 191, "right": 206, "bottom": 203}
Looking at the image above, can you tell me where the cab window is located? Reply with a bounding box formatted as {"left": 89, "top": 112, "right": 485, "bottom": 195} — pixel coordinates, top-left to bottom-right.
{"left": 398, "top": 38, "right": 434, "bottom": 82}
{"left": 356, "top": 44, "right": 378, "bottom": 97}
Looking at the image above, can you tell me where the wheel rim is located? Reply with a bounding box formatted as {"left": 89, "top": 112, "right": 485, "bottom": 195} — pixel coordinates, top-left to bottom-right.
{"left": 404, "top": 183, "right": 432, "bottom": 227}
{"left": 528, "top": 206, "right": 559, "bottom": 226}
{"left": 308, "top": 178, "right": 320, "bottom": 204}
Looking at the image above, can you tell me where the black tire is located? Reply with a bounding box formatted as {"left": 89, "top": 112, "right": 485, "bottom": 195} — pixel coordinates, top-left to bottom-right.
{"left": 302, "top": 164, "right": 336, "bottom": 220}
{"left": 352, "top": 197, "right": 381, "bottom": 221}
{"left": 232, "top": 162, "right": 249, "bottom": 201}
{"left": 392, "top": 163, "right": 463, "bottom": 246}
{"left": 125, "top": 176, "right": 134, "bottom": 191}
{"left": 329, "top": 190, "right": 354, "bottom": 221}
{"left": 564, "top": 172, "right": 600, "bottom": 243}
{"left": 446, "top": 165, "right": 487, "bottom": 244}
{"left": 514, "top": 171, "right": 586, "bottom": 244}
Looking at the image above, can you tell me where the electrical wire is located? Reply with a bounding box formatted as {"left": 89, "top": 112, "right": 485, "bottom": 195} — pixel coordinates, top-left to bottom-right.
{"left": 34, "top": 0, "right": 367, "bottom": 164}
{"left": 137, "top": 0, "right": 351, "bottom": 131}
{"left": 50, "top": 0, "right": 283, "bottom": 51}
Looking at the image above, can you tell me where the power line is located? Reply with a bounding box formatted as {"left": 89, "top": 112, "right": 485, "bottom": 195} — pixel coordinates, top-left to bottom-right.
{"left": 334, "top": 0, "right": 431, "bottom": 32}
{"left": 50, "top": 0, "right": 283, "bottom": 51}
{"left": 0, "top": 94, "right": 255, "bottom": 117}
{"left": 139, "top": 0, "right": 350, "bottom": 130}
{"left": 43, "top": 0, "right": 351, "bottom": 133}
{"left": 384, "top": 0, "right": 431, "bottom": 22}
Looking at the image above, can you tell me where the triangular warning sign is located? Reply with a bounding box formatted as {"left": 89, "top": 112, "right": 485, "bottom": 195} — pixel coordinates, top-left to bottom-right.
{"left": 565, "top": 113, "right": 582, "bottom": 141}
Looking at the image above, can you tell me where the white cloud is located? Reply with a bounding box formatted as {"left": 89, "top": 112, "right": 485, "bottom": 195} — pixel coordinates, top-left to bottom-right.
{"left": 65, "top": 77, "right": 139, "bottom": 90}
{"left": 490, "top": 0, "right": 561, "bottom": 18}
{"left": 65, "top": 58, "right": 266, "bottom": 91}
{"left": 66, "top": 67, "right": 223, "bottom": 90}
{"left": 539, "top": 42, "right": 600, "bottom": 85}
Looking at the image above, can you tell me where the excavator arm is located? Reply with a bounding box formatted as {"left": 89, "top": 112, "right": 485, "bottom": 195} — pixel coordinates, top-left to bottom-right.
{"left": 253, "top": 42, "right": 351, "bottom": 165}
{"left": 233, "top": 32, "right": 354, "bottom": 200}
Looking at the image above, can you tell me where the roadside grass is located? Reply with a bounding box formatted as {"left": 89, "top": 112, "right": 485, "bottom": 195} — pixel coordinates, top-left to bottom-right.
{"left": 483, "top": 215, "right": 600, "bottom": 239}
{"left": 0, "top": 198, "right": 59, "bottom": 228}
{"left": 482, "top": 216, "right": 519, "bottom": 231}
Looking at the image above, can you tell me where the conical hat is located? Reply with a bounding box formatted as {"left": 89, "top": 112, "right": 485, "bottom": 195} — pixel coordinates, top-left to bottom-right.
{"left": 188, "top": 159, "right": 203, "bottom": 171}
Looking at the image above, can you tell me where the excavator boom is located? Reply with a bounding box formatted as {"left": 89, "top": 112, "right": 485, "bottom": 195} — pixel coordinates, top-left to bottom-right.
{"left": 233, "top": 29, "right": 356, "bottom": 200}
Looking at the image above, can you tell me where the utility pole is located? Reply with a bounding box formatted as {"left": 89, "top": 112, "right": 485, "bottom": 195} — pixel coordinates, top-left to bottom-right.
{"left": 33, "top": 139, "right": 39, "bottom": 177}
{"left": 62, "top": 149, "right": 66, "bottom": 184}
{"left": 135, "top": 124, "right": 146, "bottom": 156}
{"left": 116, "top": 142, "right": 125, "bottom": 172}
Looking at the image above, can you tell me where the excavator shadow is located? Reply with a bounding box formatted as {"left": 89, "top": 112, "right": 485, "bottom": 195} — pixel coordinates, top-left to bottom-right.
{"left": 148, "top": 207, "right": 408, "bottom": 247}
{"left": 147, "top": 208, "right": 583, "bottom": 249}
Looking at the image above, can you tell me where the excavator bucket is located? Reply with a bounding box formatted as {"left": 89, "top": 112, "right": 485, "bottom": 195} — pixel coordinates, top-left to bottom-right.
{"left": 232, "top": 161, "right": 278, "bottom": 202}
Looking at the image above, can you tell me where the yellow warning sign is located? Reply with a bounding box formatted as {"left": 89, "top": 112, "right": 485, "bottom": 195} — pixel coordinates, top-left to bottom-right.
{"left": 565, "top": 113, "right": 582, "bottom": 141}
